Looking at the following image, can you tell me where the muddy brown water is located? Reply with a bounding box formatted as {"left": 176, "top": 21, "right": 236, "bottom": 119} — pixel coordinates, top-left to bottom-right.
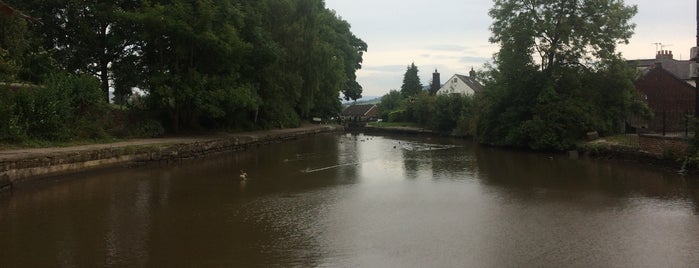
{"left": 1, "top": 133, "right": 698, "bottom": 267}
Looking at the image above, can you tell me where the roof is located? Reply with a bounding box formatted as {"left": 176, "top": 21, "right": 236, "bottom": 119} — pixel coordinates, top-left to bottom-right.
{"left": 342, "top": 104, "right": 378, "bottom": 117}
{"left": 636, "top": 65, "right": 695, "bottom": 90}
{"left": 454, "top": 74, "right": 483, "bottom": 93}
{"left": 0, "top": 1, "right": 41, "bottom": 23}
{"left": 628, "top": 53, "right": 691, "bottom": 81}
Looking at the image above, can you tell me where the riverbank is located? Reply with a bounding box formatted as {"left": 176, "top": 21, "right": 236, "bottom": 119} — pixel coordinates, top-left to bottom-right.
{"left": 358, "top": 125, "right": 437, "bottom": 135}
{"left": 0, "top": 124, "right": 343, "bottom": 190}
{"left": 365, "top": 124, "right": 694, "bottom": 173}
{"left": 577, "top": 134, "right": 696, "bottom": 173}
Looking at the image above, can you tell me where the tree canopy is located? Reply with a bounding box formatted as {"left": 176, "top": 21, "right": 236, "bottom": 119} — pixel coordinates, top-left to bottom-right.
{"left": 400, "top": 62, "right": 423, "bottom": 97}
{"left": 2, "top": 0, "right": 367, "bottom": 133}
{"left": 479, "top": 0, "right": 645, "bottom": 150}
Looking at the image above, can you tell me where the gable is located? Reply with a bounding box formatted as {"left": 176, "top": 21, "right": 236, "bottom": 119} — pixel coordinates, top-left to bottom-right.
{"left": 342, "top": 104, "right": 378, "bottom": 117}
{"left": 636, "top": 67, "right": 695, "bottom": 112}
{"left": 436, "top": 74, "right": 483, "bottom": 95}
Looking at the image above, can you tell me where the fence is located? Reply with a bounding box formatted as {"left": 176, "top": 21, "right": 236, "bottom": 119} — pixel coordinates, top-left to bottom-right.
{"left": 637, "top": 110, "right": 695, "bottom": 138}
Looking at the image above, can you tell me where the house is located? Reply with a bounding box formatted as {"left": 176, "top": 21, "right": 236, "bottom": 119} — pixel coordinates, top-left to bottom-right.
{"left": 342, "top": 104, "right": 380, "bottom": 122}
{"left": 629, "top": 50, "right": 694, "bottom": 86}
{"left": 436, "top": 68, "right": 483, "bottom": 96}
{"left": 633, "top": 62, "right": 695, "bottom": 132}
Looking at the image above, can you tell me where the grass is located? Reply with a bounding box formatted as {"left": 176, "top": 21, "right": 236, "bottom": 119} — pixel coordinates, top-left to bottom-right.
{"left": 367, "top": 121, "right": 421, "bottom": 128}
{"left": 0, "top": 136, "right": 122, "bottom": 150}
{"left": 603, "top": 134, "right": 640, "bottom": 148}
{"left": 579, "top": 134, "right": 640, "bottom": 154}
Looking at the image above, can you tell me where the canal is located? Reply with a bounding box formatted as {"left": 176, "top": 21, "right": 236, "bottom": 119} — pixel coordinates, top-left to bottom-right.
{"left": 1, "top": 133, "right": 698, "bottom": 267}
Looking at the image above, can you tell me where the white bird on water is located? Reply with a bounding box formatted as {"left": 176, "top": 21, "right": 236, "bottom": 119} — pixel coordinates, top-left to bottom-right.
{"left": 239, "top": 170, "right": 248, "bottom": 181}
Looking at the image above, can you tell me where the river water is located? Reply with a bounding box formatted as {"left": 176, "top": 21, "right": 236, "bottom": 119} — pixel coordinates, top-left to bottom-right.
{"left": 1, "top": 133, "right": 698, "bottom": 267}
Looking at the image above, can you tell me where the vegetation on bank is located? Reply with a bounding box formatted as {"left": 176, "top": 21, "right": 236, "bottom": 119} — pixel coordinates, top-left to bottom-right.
{"left": 377, "top": 0, "right": 652, "bottom": 151}
{"left": 0, "top": 0, "right": 660, "bottom": 154}
{"left": 367, "top": 122, "right": 420, "bottom": 129}
{"left": 0, "top": 0, "right": 366, "bottom": 145}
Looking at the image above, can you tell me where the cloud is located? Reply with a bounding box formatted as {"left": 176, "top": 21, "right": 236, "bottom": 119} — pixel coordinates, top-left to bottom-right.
{"left": 459, "top": 56, "right": 492, "bottom": 64}
{"left": 426, "top": 44, "right": 467, "bottom": 52}
{"left": 361, "top": 65, "right": 406, "bottom": 73}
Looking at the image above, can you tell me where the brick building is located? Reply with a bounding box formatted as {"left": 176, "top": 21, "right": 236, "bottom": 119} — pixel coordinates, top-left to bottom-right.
{"left": 342, "top": 104, "right": 380, "bottom": 122}
{"left": 634, "top": 62, "right": 695, "bottom": 132}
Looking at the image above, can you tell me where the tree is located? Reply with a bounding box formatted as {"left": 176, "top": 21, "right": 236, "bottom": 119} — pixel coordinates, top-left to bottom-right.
{"left": 238, "top": 0, "right": 366, "bottom": 127}
{"left": 400, "top": 62, "right": 423, "bottom": 97}
{"left": 8, "top": 0, "right": 141, "bottom": 102}
{"left": 4, "top": 0, "right": 367, "bottom": 134}
{"left": 489, "top": 0, "right": 637, "bottom": 77}
{"left": 0, "top": 15, "right": 28, "bottom": 81}
{"left": 378, "top": 89, "right": 403, "bottom": 120}
{"left": 480, "top": 0, "right": 642, "bottom": 150}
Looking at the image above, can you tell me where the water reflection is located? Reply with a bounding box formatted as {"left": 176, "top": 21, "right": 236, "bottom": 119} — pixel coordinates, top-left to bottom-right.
{"left": 475, "top": 146, "right": 699, "bottom": 207}
{"left": 1, "top": 133, "right": 698, "bottom": 267}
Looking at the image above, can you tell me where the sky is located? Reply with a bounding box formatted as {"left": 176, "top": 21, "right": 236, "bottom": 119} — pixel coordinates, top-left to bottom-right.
{"left": 324, "top": 0, "right": 697, "bottom": 99}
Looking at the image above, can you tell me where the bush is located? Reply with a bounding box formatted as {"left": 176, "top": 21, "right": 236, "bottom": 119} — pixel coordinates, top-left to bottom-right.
{"left": 0, "top": 72, "right": 110, "bottom": 143}
{"left": 388, "top": 109, "right": 406, "bottom": 122}
{"left": 133, "top": 119, "right": 165, "bottom": 138}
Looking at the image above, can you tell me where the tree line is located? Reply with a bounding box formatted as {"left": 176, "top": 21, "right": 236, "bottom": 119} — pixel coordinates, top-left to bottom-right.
{"left": 0, "top": 0, "right": 366, "bottom": 142}
{"left": 379, "top": 0, "right": 651, "bottom": 151}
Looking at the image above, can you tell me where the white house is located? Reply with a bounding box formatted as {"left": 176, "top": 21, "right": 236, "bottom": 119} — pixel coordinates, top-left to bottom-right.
{"left": 436, "top": 68, "right": 483, "bottom": 96}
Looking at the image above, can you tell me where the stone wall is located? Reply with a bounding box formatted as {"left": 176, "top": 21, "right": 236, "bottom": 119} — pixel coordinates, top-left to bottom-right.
{"left": 638, "top": 134, "right": 690, "bottom": 156}
{"left": 0, "top": 125, "right": 343, "bottom": 189}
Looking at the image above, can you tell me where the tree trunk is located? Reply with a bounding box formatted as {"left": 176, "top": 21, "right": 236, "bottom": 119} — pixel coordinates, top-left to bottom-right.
{"left": 100, "top": 58, "right": 109, "bottom": 103}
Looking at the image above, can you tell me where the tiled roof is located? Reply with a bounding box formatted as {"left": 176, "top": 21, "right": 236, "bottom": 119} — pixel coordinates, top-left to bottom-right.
{"left": 454, "top": 74, "right": 484, "bottom": 93}
{"left": 342, "top": 104, "right": 378, "bottom": 116}
{"left": 629, "top": 58, "right": 691, "bottom": 81}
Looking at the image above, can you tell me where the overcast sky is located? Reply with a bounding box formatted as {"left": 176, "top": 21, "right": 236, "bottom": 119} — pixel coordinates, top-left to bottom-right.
{"left": 324, "top": 0, "right": 696, "bottom": 99}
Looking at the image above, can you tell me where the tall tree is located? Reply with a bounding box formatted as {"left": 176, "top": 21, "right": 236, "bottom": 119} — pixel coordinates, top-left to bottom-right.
{"left": 131, "top": 0, "right": 257, "bottom": 131}
{"left": 489, "top": 0, "right": 636, "bottom": 77}
{"left": 237, "top": 0, "right": 366, "bottom": 126}
{"left": 0, "top": 15, "right": 28, "bottom": 81}
{"left": 8, "top": 0, "right": 141, "bottom": 102}
{"left": 480, "top": 0, "right": 641, "bottom": 150}
{"left": 400, "top": 62, "right": 422, "bottom": 97}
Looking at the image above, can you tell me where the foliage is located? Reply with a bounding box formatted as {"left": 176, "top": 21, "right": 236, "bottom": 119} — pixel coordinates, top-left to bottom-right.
{"left": 8, "top": 0, "right": 142, "bottom": 101}
{"left": 479, "top": 0, "right": 645, "bottom": 150}
{"left": 489, "top": 0, "right": 637, "bottom": 74}
{"left": 377, "top": 87, "right": 477, "bottom": 135}
{"left": 133, "top": 119, "right": 165, "bottom": 138}
{"left": 0, "top": 16, "right": 25, "bottom": 81}
{"left": 378, "top": 90, "right": 403, "bottom": 120}
{"left": 0, "top": 73, "right": 108, "bottom": 142}
{"left": 388, "top": 109, "right": 407, "bottom": 123}
{"left": 1, "top": 0, "right": 367, "bottom": 139}
{"left": 432, "top": 94, "right": 474, "bottom": 135}
{"left": 400, "top": 62, "right": 423, "bottom": 97}
{"left": 406, "top": 92, "right": 435, "bottom": 126}
{"left": 368, "top": 121, "right": 420, "bottom": 128}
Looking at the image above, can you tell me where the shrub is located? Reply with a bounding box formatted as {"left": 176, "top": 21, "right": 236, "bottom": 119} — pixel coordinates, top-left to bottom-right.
{"left": 133, "top": 119, "right": 165, "bottom": 138}
{"left": 0, "top": 72, "right": 109, "bottom": 142}
{"left": 388, "top": 109, "right": 406, "bottom": 122}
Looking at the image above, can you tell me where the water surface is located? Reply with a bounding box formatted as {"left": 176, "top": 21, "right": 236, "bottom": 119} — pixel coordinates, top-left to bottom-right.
{"left": 1, "top": 133, "right": 698, "bottom": 267}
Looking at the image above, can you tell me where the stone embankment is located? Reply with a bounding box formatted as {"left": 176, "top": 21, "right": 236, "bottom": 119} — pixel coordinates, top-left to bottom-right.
{"left": 358, "top": 125, "right": 437, "bottom": 135}
{"left": 0, "top": 124, "right": 343, "bottom": 190}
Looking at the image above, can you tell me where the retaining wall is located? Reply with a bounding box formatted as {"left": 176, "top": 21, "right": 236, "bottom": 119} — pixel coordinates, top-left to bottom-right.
{"left": 0, "top": 125, "right": 343, "bottom": 189}
{"left": 638, "top": 134, "right": 690, "bottom": 156}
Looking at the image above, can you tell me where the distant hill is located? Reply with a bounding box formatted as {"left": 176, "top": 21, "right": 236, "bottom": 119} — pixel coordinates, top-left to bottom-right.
{"left": 342, "top": 96, "right": 381, "bottom": 107}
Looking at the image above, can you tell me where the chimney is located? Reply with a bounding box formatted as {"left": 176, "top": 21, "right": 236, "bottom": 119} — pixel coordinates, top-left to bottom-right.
{"left": 469, "top": 67, "right": 476, "bottom": 77}
{"left": 656, "top": 50, "right": 674, "bottom": 60}
{"left": 430, "top": 69, "right": 440, "bottom": 95}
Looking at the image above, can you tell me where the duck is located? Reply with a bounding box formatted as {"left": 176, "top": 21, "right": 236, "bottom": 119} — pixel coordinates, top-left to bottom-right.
{"left": 239, "top": 170, "right": 248, "bottom": 180}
